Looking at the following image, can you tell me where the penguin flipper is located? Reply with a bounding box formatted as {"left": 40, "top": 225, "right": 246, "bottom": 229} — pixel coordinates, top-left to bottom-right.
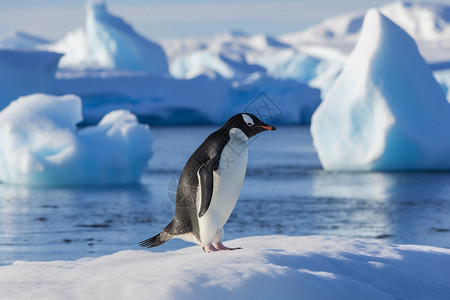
{"left": 198, "top": 155, "right": 220, "bottom": 217}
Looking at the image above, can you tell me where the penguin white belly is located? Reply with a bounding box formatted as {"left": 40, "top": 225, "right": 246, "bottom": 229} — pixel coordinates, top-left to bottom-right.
{"left": 198, "top": 128, "right": 248, "bottom": 245}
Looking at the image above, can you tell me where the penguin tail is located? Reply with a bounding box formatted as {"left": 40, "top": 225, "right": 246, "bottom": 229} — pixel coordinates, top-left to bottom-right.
{"left": 139, "top": 231, "right": 171, "bottom": 248}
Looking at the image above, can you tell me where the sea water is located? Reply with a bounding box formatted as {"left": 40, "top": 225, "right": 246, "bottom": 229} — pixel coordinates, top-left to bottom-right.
{"left": 1, "top": 126, "right": 450, "bottom": 264}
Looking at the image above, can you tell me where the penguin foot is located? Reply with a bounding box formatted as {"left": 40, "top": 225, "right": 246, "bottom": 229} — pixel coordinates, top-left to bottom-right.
{"left": 213, "top": 242, "right": 242, "bottom": 251}
{"left": 202, "top": 244, "right": 219, "bottom": 253}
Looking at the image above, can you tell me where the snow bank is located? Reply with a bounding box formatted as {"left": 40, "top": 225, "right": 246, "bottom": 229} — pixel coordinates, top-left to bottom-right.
{"left": 311, "top": 9, "right": 450, "bottom": 171}
{"left": 0, "top": 94, "right": 152, "bottom": 185}
{"left": 47, "top": 2, "right": 168, "bottom": 74}
{"left": 0, "top": 49, "right": 62, "bottom": 109}
{"left": 1, "top": 235, "right": 449, "bottom": 300}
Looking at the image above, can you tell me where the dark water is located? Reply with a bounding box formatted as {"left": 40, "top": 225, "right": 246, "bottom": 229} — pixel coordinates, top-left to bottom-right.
{"left": 1, "top": 126, "right": 450, "bottom": 265}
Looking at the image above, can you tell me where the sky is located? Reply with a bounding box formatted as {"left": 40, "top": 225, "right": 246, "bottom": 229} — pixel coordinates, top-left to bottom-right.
{"left": 0, "top": 0, "right": 449, "bottom": 41}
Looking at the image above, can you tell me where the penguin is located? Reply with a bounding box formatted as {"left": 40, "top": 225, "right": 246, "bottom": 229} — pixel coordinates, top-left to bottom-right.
{"left": 139, "top": 113, "right": 276, "bottom": 252}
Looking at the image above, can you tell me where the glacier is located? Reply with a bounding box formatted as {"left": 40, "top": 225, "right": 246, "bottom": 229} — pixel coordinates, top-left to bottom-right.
{"left": 0, "top": 94, "right": 153, "bottom": 185}
{"left": 311, "top": 9, "right": 450, "bottom": 171}
{"left": 1, "top": 235, "right": 449, "bottom": 300}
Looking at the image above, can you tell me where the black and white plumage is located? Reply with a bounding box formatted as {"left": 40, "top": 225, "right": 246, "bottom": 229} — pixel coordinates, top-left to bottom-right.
{"left": 139, "top": 113, "right": 275, "bottom": 252}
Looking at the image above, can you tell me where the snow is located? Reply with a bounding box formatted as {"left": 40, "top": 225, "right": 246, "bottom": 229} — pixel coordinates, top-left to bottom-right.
{"left": 311, "top": 9, "right": 450, "bottom": 171}
{"left": 1, "top": 235, "right": 449, "bottom": 300}
{"left": 46, "top": 1, "right": 169, "bottom": 74}
{"left": 0, "top": 93, "right": 152, "bottom": 185}
{"left": 0, "top": 49, "right": 62, "bottom": 109}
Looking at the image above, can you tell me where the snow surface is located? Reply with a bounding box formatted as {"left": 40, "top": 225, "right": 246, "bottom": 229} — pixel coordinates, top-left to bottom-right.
{"left": 1, "top": 235, "right": 449, "bottom": 300}
{"left": 311, "top": 9, "right": 450, "bottom": 171}
{"left": 47, "top": 2, "right": 168, "bottom": 74}
{"left": 0, "top": 93, "right": 152, "bottom": 185}
{"left": 0, "top": 49, "right": 62, "bottom": 109}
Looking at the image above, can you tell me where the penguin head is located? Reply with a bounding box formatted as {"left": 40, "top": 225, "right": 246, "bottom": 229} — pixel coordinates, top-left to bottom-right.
{"left": 224, "top": 113, "right": 276, "bottom": 138}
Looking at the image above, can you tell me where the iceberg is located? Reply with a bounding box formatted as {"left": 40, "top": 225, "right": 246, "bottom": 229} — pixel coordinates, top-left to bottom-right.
{"left": 170, "top": 51, "right": 266, "bottom": 80}
{"left": 0, "top": 30, "right": 51, "bottom": 50}
{"left": 0, "top": 94, "right": 152, "bottom": 185}
{"left": 311, "top": 9, "right": 450, "bottom": 171}
{"left": 0, "top": 49, "right": 62, "bottom": 109}
{"left": 1, "top": 235, "right": 449, "bottom": 300}
{"left": 47, "top": 1, "right": 169, "bottom": 74}
{"left": 54, "top": 71, "right": 320, "bottom": 125}
{"left": 163, "top": 31, "right": 288, "bottom": 80}
{"left": 276, "top": 1, "right": 450, "bottom": 96}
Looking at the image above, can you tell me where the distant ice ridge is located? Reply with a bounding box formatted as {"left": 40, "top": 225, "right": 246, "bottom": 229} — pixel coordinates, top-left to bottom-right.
{"left": 0, "top": 49, "right": 62, "bottom": 109}
{"left": 311, "top": 9, "right": 450, "bottom": 171}
{"left": 1, "top": 235, "right": 450, "bottom": 300}
{"left": 162, "top": 2, "right": 450, "bottom": 98}
{"left": 54, "top": 71, "right": 320, "bottom": 125}
{"left": 165, "top": 31, "right": 285, "bottom": 80}
{"left": 47, "top": 1, "right": 168, "bottom": 74}
{"left": 276, "top": 1, "right": 450, "bottom": 96}
{"left": 0, "top": 31, "right": 51, "bottom": 50}
{"left": 0, "top": 94, "right": 152, "bottom": 185}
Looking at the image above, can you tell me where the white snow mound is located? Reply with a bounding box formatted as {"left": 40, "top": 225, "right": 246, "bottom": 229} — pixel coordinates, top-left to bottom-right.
{"left": 0, "top": 94, "right": 152, "bottom": 185}
{"left": 311, "top": 9, "right": 450, "bottom": 171}
{"left": 0, "top": 235, "right": 449, "bottom": 300}
{"left": 48, "top": 1, "right": 168, "bottom": 74}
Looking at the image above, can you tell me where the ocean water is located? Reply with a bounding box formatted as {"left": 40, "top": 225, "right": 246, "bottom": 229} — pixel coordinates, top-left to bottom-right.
{"left": 1, "top": 126, "right": 450, "bottom": 265}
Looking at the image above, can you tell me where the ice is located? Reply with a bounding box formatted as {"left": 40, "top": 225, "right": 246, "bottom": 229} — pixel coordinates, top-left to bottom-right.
{"left": 0, "top": 30, "right": 51, "bottom": 50}
{"left": 434, "top": 69, "right": 450, "bottom": 100}
{"left": 0, "top": 49, "right": 62, "bottom": 109}
{"left": 0, "top": 93, "right": 152, "bottom": 185}
{"left": 0, "top": 235, "right": 449, "bottom": 300}
{"left": 170, "top": 51, "right": 266, "bottom": 80}
{"left": 162, "top": 31, "right": 288, "bottom": 80}
{"left": 276, "top": 1, "right": 450, "bottom": 96}
{"left": 280, "top": 1, "right": 450, "bottom": 56}
{"left": 54, "top": 70, "right": 320, "bottom": 125}
{"left": 47, "top": 1, "right": 168, "bottom": 74}
{"left": 311, "top": 9, "right": 450, "bottom": 171}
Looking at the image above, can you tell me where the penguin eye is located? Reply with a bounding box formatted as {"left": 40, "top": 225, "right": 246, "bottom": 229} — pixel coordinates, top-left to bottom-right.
{"left": 242, "top": 114, "right": 254, "bottom": 126}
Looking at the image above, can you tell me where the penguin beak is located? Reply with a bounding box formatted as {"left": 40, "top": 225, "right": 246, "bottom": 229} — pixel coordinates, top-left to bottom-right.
{"left": 258, "top": 125, "right": 276, "bottom": 131}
